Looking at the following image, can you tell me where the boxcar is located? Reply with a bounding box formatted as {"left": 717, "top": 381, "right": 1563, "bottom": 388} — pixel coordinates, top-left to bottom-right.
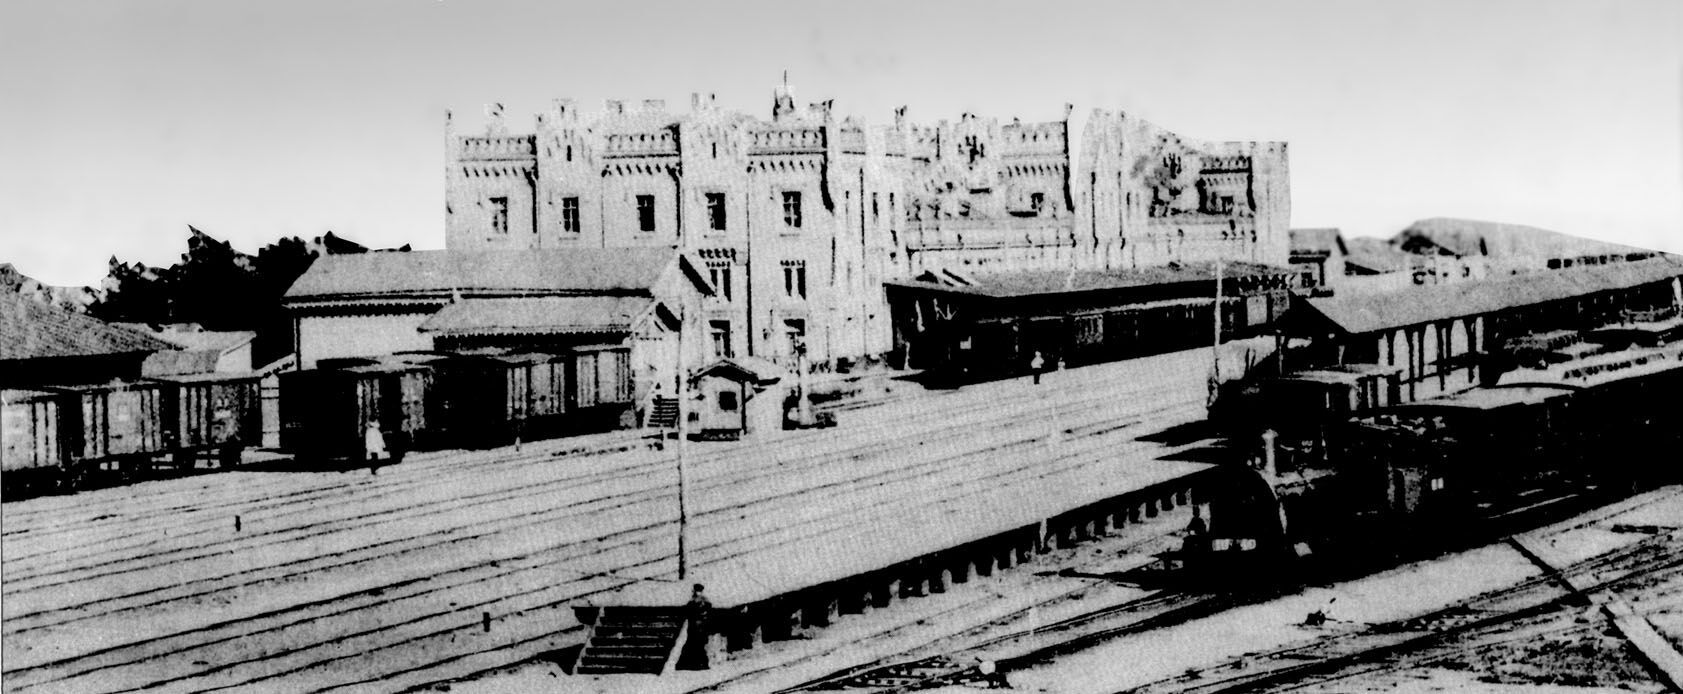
{"left": 424, "top": 353, "right": 534, "bottom": 447}
{"left": 2, "top": 389, "right": 67, "bottom": 495}
{"left": 150, "top": 372, "right": 263, "bottom": 466}
{"left": 568, "top": 345, "right": 634, "bottom": 431}
{"left": 50, "top": 380, "right": 172, "bottom": 467}
{"left": 280, "top": 365, "right": 425, "bottom": 463}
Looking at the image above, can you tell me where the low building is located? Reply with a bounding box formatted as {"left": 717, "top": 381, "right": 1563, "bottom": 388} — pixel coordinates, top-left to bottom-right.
{"left": 884, "top": 262, "right": 1297, "bottom": 379}
{"left": 282, "top": 247, "right": 713, "bottom": 400}
{"left": 1281, "top": 255, "right": 1683, "bottom": 403}
{"left": 0, "top": 292, "right": 180, "bottom": 388}
{"left": 123, "top": 326, "right": 256, "bottom": 376}
{"left": 1288, "top": 228, "right": 1348, "bottom": 289}
{"left": 688, "top": 356, "right": 788, "bottom": 439}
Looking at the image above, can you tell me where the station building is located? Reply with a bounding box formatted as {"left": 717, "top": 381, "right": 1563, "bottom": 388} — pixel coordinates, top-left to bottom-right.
{"left": 443, "top": 88, "right": 1292, "bottom": 370}
{"left": 281, "top": 247, "right": 713, "bottom": 403}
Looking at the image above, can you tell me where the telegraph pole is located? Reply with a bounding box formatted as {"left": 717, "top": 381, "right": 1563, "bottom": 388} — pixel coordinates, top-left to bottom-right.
{"left": 1212, "top": 258, "right": 1225, "bottom": 381}
{"left": 676, "top": 305, "right": 690, "bottom": 580}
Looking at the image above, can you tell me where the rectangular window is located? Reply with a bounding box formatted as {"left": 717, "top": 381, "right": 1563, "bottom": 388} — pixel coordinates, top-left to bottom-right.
{"left": 706, "top": 192, "right": 726, "bottom": 231}
{"left": 707, "top": 264, "right": 732, "bottom": 301}
{"left": 871, "top": 192, "right": 879, "bottom": 222}
{"left": 490, "top": 197, "right": 509, "bottom": 234}
{"left": 636, "top": 194, "right": 656, "bottom": 232}
{"left": 709, "top": 320, "right": 732, "bottom": 358}
{"left": 782, "top": 191, "right": 803, "bottom": 229}
{"left": 784, "top": 319, "right": 806, "bottom": 356}
{"left": 718, "top": 390, "right": 738, "bottom": 411}
{"left": 1030, "top": 192, "right": 1045, "bottom": 213}
{"left": 561, "top": 196, "right": 580, "bottom": 233}
{"left": 782, "top": 262, "right": 807, "bottom": 299}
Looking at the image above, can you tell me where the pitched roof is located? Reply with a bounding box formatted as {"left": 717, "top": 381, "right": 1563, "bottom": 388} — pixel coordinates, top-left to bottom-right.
{"left": 889, "top": 261, "right": 1295, "bottom": 298}
{"left": 0, "top": 292, "right": 179, "bottom": 361}
{"left": 1299, "top": 255, "right": 1683, "bottom": 335}
{"left": 692, "top": 356, "right": 788, "bottom": 385}
{"left": 1344, "top": 237, "right": 1413, "bottom": 274}
{"left": 418, "top": 296, "right": 656, "bottom": 336}
{"left": 151, "top": 329, "right": 256, "bottom": 354}
{"left": 141, "top": 349, "right": 224, "bottom": 377}
{"left": 285, "top": 248, "right": 702, "bottom": 301}
{"left": 1289, "top": 228, "right": 1346, "bottom": 257}
{"left": 1392, "top": 218, "right": 1653, "bottom": 260}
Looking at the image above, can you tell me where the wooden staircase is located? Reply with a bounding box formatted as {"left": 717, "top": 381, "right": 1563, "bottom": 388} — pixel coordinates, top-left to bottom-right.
{"left": 574, "top": 607, "right": 688, "bottom": 675}
{"left": 644, "top": 396, "right": 680, "bottom": 430}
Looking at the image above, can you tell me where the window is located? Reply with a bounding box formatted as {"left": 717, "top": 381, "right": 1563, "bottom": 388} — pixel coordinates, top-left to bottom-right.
{"left": 706, "top": 193, "right": 726, "bottom": 232}
{"left": 871, "top": 192, "right": 879, "bottom": 222}
{"left": 782, "top": 261, "right": 807, "bottom": 299}
{"left": 784, "top": 319, "right": 806, "bottom": 356}
{"left": 782, "top": 191, "right": 803, "bottom": 229}
{"left": 565, "top": 145, "right": 573, "bottom": 162}
{"left": 489, "top": 197, "right": 509, "bottom": 234}
{"left": 1029, "top": 192, "right": 1045, "bottom": 213}
{"left": 707, "top": 263, "right": 732, "bottom": 301}
{"left": 636, "top": 194, "right": 656, "bottom": 232}
{"left": 561, "top": 196, "right": 580, "bottom": 233}
{"left": 718, "top": 390, "right": 738, "bottom": 411}
{"left": 709, "top": 320, "right": 733, "bottom": 358}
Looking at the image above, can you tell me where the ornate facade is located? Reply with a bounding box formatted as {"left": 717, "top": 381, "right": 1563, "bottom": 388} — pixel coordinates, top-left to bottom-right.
{"left": 444, "top": 89, "right": 1291, "bottom": 366}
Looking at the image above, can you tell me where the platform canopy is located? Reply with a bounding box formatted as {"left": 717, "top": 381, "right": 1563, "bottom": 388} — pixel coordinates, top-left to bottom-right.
{"left": 1295, "top": 255, "right": 1683, "bottom": 336}
{"left": 888, "top": 261, "right": 1296, "bottom": 300}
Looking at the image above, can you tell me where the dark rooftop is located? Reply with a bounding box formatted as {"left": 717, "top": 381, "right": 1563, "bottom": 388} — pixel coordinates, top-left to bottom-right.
{"left": 0, "top": 292, "right": 179, "bottom": 362}
{"left": 418, "top": 296, "right": 657, "bottom": 336}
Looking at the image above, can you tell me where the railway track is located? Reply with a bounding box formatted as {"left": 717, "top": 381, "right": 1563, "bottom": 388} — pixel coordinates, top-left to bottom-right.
{"left": 2, "top": 344, "right": 1235, "bottom": 693}
{"left": 1112, "top": 490, "right": 1683, "bottom": 694}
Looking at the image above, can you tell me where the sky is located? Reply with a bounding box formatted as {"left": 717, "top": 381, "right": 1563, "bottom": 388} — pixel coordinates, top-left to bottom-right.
{"left": 1, "top": 0, "right": 1680, "bottom": 287}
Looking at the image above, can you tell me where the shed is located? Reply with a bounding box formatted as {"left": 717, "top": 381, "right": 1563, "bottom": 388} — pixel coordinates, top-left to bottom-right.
{"left": 687, "top": 357, "right": 787, "bottom": 439}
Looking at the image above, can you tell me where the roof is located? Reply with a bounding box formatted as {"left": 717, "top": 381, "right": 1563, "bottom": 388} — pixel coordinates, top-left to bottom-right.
{"left": 149, "top": 330, "right": 255, "bottom": 354}
{"left": 1343, "top": 237, "right": 1413, "bottom": 274}
{"left": 888, "top": 261, "right": 1296, "bottom": 299}
{"left": 418, "top": 296, "right": 657, "bottom": 336}
{"left": 1298, "top": 255, "right": 1683, "bottom": 335}
{"left": 1393, "top": 385, "right": 1574, "bottom": 412}
{"left": 1289, "top": 228, "right": 1347, "bottom": 257}
{"left": 285, "top": 248, "right": 707, "bottom": 301}
{"left": 1393, "top": 218, "right": 1653, "bottom": 260}
{"left": 691, "top": 356, "right": 788, "bottom": 385}
{"left": 141, "top": 349, "right": 223, "bottom": 377}
{"left": 0, "top": 292, "right": 178, "bottom": 362}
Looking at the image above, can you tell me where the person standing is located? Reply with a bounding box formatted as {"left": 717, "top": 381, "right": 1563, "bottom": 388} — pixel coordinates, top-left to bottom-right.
{"left": 364, "top": 422, "right": 387, "bottom": 475}
{"left": 1030, "top": 351, "right": 1046, "bottom": 385}
{"left": 678, "top": 584, "right": 714, "bottom": 670}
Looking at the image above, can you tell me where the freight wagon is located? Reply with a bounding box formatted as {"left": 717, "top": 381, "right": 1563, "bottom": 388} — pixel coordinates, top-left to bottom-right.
{"left": 566, "top": 345, "right": 635, "bottom": 432}
{"left": 151, "top": 372, "right": 263, "bottom": 467}
{"left": 49, "top": 380, "right": 174, "bottom": 478}
{"left": 1, "top": 389, "right": 67, "bottom": 496}
{"left": 279, "top": 364, "right": 426, "bottom": 465}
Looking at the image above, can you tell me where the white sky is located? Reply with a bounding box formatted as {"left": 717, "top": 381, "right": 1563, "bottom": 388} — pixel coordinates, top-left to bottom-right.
{"left": 2, "top": 0, "right": 1680, "bottom": 286}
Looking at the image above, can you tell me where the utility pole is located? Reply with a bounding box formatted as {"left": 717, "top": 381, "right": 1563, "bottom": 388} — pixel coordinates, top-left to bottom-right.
{"left": 676, "top": 304, "right": 690, "bottom": 580}
{"left": 1212, "top": 258, "right": 1225, "bottom": 381}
